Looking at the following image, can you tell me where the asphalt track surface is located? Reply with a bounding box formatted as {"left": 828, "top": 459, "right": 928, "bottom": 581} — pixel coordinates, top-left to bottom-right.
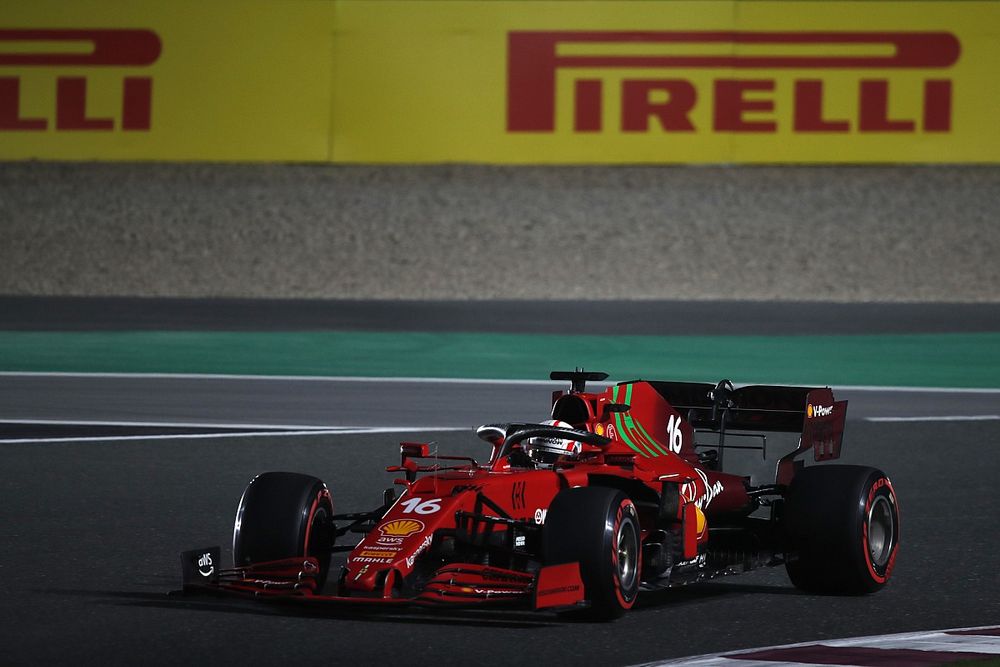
{"left": 2, "top": 380, "right": 999, "bottom": 666}
{"left": 2, "top": 299, "right": 997, "bottom": 665}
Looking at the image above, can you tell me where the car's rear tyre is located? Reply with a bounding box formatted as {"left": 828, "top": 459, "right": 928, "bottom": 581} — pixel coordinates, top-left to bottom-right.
{"left": 784, "top": 465, "right": 899, "bottom": 594}
{"left": 543, "top": 486, "right": 641, "bottom": 619}
{"left": 232, "top": 471, "right": 334, "bottom": 589}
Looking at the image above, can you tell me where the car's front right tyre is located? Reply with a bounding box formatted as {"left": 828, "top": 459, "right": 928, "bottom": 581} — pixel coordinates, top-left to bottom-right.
{"left": 232, "top": 471, "right": 335, "bottom": 589}
{"left": 543, "top": 486, "right": 641, "bottom": 619}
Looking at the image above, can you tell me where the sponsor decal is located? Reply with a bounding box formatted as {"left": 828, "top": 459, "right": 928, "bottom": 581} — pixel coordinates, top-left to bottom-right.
{"left": 375, "top": 536, "right": 405, "bottom": 548}
{"left": 534, "top": 508, "right": 548, "bottom": 525}
{"left": 405, "top": 534, "right": 434, "bottom": 568}
{"left": 514, "top": 535, "right": 526, "bottom": 548}
{"left": 351, "top": 557, "right": 392, "bottom": 564}
{"left": 1, "top": 28, "right": 161, "bottom": 132}
{"left": 470, "top": 588, "right": 523, "bottom": 597}
{"left": 358, "top": 549, "right": 398, "bottom": 559}
{"left": 197, "top": 552, "right": 214, "bottom": 577}
{"left": 683, "top": 469, "right": 725, "bottom": 509}
{"left": 353, "top": 564, "right": 370, "bottom": 580}
{"left": 867, "top": 476, "right": 890, "bottom": 507}
{"left": 379, "top": 519, "right": 425, "bottom": 537}
{"left": 606, "top": 424, "right": 617, "bottom": 440}
{"left": 808, "top": 403, "right": 834, "bottom": 418}
{"left": 507, "top": 31, "right": 958, "bottom": 136}
{"left": 595, "top": 423, "right": 605, "bottom": 436}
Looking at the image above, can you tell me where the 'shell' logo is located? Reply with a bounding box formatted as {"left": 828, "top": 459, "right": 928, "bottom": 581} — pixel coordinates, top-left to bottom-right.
{"left": 0, "top": 28, "right": 161, "bottom": 131}
{"left": 507, "top": 31, "right": 960, "bottom": 134}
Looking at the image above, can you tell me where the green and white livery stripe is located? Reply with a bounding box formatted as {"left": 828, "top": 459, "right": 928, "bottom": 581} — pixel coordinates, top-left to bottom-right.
{"left": 613, "top": 384, "right": 668, "bottom": 458}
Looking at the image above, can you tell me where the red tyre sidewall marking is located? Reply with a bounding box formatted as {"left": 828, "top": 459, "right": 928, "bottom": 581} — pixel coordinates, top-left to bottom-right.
{"left": 303, "top": 488, "right": 333, "bottom": 557}
{"left": 862, "top": 477, "right": 899, "bottom": 583}
{"left": 612, "top": 498, "right": 638, "bottom": 608}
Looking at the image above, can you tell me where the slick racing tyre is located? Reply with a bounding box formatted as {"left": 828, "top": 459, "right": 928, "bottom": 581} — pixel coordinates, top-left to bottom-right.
{"left": 233, "top": 471, "right": 335, "bottom": 589}
{"left": 543, "top": 487, "right": 641, "bottom": 619}
{"left": 784, "top": 465, "right": 899, "bottom": 594}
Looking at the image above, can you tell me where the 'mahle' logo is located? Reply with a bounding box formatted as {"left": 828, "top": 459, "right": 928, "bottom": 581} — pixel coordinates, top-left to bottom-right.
{"left": 0, "top": 28, "right": 161, "bottom": 131}
{"left": 507, "top": 31, "right": 960, "bottom": 134}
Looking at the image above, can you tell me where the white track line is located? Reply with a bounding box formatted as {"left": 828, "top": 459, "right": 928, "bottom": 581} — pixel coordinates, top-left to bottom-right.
{"left": 866, "top": 415, "right": 1000, "bottom": 422}
{"left": 2, "top": 371, "right": 998, "bottom": 393}
{"left": 0, "top": 426, "right": 467, "bottom": 445}
{"left": 834, "top": 384, "right": 1000, "bottom": 394}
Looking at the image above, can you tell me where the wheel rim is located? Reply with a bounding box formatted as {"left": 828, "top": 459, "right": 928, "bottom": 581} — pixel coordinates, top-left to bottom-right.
{"left": 867, "top": 496, "right": 894, "bottom": 568}
{"left": 617, "top": 519, "right": 638, "bottom": 591}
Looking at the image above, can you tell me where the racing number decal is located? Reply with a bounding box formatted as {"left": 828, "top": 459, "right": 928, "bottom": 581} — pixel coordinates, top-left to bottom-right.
{"left": 399, "top": 497, "right": 442, "bottom": 515}
{"left": 666, "top": 415, "right": 683, "bottom": 454}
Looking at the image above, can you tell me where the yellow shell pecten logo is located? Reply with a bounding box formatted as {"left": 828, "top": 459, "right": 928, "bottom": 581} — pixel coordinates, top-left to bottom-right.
{"left": 379, "top": 519, "right": 425, "bottom": 537}
{"left": 807, "top": 404, "right": 814, "bottom": 418}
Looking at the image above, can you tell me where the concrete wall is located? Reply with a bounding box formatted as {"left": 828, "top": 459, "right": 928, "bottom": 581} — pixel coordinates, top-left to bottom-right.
{"left": 1, "top": 164, "right": 997, "bottom": 302}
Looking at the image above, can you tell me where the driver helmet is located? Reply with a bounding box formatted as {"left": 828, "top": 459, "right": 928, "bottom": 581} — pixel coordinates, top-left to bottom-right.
{"left": 523, "top": 419, "right": 582, "bottom": 467}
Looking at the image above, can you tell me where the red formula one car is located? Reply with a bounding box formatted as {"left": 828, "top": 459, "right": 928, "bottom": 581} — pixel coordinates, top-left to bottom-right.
{"left": 181, "top": 371, "right": 900, "bottom": 619}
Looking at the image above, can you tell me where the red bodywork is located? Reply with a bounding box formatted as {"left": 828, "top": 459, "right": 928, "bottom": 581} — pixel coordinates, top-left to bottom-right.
{"left": 183, "top": 377, "right": 846, "bottom": 611}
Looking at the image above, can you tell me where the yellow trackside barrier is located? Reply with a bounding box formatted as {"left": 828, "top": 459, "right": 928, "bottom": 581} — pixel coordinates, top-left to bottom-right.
{"left": 2, "top": 1, "right": 998, "bottom": 163}
{"left": 0, "top": 1, "right": 334, "bottom": 161}
{"left": 332, "top": 0, "right": 1000, "bottom": 163}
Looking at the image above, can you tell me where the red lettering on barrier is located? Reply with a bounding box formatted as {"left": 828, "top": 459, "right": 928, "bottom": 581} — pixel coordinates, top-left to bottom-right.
{"left": 794, "top": 80, "right": 849, "bottom": 132}
{"left": 622, "top": 80, "right": 696, "bottom": 132}
{"left": 0, "top": 77, "right": 46, "bottom": 130}
{"left": 0, "top": 29, "right": 161, "bottom": 66}
{"left": 923, "top": 80, "right": 952, "bottom": 132}
{"left": 122, "top": 77, "right": 153, "bottom": 130}
{"left": 574, "top": 79, "right": 602, "bottom": 132}
{"left": 714, "top": 80, "right": 776, "bottom": 132}
{"left": 0, "top": 29, "right": 161, "bottom": 132}
{"left": 507, "top": 31, "right": 960, "bottom": 135}
{"left": 57, "top": 78, "right": 114, "bottom": 130}
{"left": 859, "top": 80, "right": 915, "bottom": 132}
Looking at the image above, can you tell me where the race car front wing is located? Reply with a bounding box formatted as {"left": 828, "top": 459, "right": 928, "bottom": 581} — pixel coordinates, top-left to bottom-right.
{"left": 179, "top": 546, "right": 585, "bottom": 611}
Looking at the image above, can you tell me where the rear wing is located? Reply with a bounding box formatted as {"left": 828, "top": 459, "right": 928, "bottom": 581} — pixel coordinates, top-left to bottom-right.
{"left": 646, "top": 380, "right": 847, "bottom": 485}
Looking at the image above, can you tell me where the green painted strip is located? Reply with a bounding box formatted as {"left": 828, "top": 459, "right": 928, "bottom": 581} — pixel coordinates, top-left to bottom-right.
{"left": 614, "top": 410, "right": 649, "bottom": 458}
{"left": 620, "top": 384, "right": 658, "bottom": 457}
{"left": 621, "top": 384, "right": 663, "bottom": 456}
{"left": 612, "top": 387, "right": 649, "bottom": 458}
{"left": 633, "top": 416, "right": 670, "bottom": 457}
{"left": 622, "top": 383, "right": 670, "bottom": 456}
{"left": 0, "top": 330, "right": 997, "bottom": 389}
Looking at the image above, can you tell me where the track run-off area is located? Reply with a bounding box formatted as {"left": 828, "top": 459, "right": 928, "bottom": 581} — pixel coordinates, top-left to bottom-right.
{"left": 1, "top": 298, "right": 998, "bottom": 665}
